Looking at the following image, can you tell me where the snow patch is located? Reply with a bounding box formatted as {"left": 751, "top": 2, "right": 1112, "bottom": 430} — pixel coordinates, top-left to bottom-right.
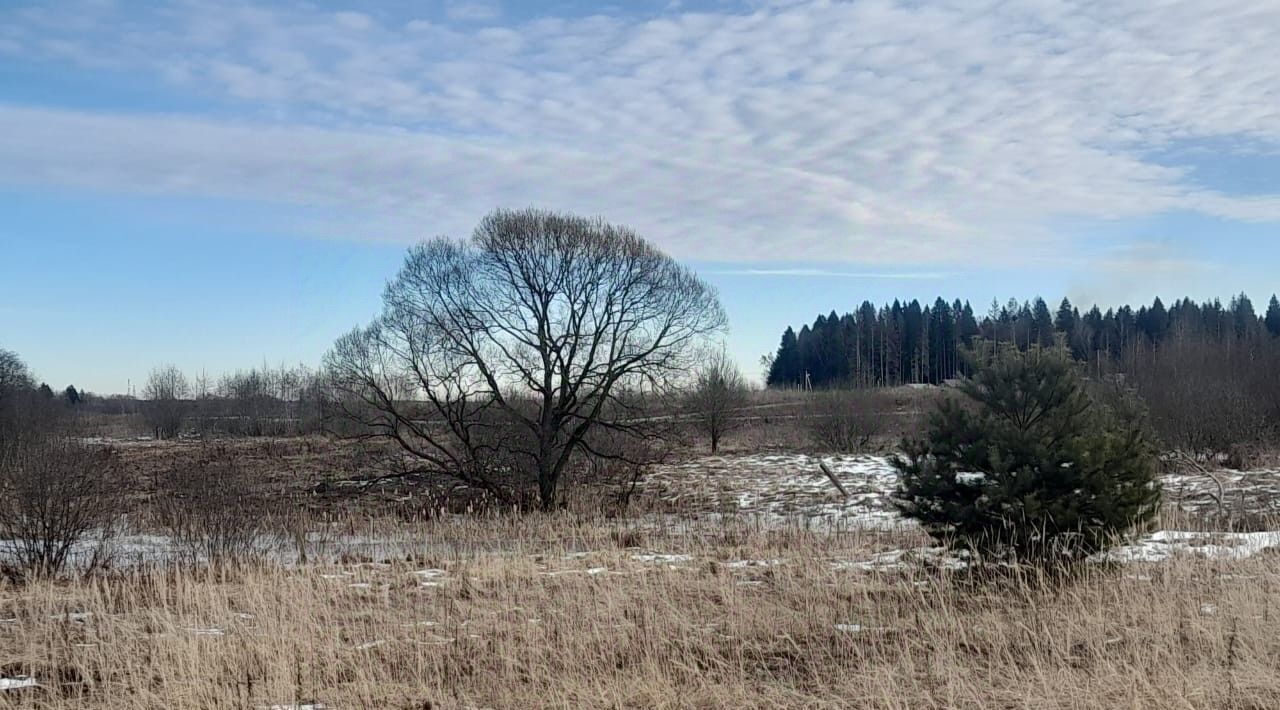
{"left": 1101, "top": 530, "right": 1280, "bottom": 563}
{"left": 646, "top": 454, "right": 904, "bottom": 527}
{"left": 631, "top": 553, "right": 693, "bottom": 564}
{"left": 0, "top": 677, "right": 38, "bottom": 691}
{"left": 832, "top": 547, "right": 969, "bottom": 572}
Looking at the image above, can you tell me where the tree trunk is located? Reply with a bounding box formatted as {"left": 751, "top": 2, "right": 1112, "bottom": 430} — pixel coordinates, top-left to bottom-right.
{"left": 538, "top": 464, "right": 557, "bottom": 511}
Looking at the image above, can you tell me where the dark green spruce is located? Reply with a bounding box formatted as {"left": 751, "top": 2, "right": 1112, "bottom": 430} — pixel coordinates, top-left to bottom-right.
{"left": 891, "top": 346, "right": 1160, "bottom": 563}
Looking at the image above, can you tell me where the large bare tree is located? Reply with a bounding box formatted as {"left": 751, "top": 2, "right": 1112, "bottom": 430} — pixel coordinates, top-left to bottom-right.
{"left": 325, "top": 208, "right": 725, "bottom": 509}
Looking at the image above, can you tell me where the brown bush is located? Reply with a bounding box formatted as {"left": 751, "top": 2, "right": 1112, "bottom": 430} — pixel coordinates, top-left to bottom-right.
{"left": 0, "top": 436, "right": 124, "bottom": 578}
{"left": 802, "top": 389, "right": 888, "bottom": 453}
{"left": 152, "top": 447, "right": 281, "bottom": 565}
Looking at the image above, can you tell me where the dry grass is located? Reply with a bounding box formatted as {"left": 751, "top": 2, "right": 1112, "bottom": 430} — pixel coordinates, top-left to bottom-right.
{"left": 3, "top": 514, "right": 1279, "bottom": 709}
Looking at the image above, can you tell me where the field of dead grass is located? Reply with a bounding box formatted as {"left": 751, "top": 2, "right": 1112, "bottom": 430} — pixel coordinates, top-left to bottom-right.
{"left": 3, "top": 511, "right": 1280, "bottom": 709}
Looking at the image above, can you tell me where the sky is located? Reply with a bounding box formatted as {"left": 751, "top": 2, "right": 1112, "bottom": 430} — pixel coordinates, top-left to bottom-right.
{"left": 1, "top": 0, "right": 1278, "bottom": 393}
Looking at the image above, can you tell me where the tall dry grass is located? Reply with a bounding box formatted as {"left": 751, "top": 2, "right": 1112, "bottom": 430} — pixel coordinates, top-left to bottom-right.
{"left": 1, "top": 514, "right": 1277, "bottom": 709}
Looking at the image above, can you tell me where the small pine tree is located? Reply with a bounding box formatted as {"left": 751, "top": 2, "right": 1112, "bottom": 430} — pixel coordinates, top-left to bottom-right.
{"left": 892, "top": 345, "right": 1159, "bottom": 563}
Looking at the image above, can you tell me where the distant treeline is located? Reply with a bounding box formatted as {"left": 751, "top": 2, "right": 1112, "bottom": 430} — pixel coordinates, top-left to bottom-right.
{"left": 765, "top": 294, "right": 1280, "bottom": 388}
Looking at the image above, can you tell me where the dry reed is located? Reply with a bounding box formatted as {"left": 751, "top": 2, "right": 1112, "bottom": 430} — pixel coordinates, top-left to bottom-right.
{"left": 2, "top": 513, "right": 1277, "bottom": 709}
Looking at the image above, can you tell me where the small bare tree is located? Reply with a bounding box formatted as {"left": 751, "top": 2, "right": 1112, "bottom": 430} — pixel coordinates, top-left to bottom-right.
{"left": 143, "top": 365, "right": 191, "bottom": 439}
{"left": 325, "top": 208, "right": 725, "bottom": 510}
{"left": 0, "top": 435, "right": 123, "bottom": 577}
{"left": 686, "top": 348, "right": 749, "bottom": 453}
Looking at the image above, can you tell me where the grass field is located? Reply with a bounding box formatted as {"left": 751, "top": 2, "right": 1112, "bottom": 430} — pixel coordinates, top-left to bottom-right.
{"left": 4, "top": 512, "right": 1280, "bottom": 708}
{"left": 4, "top": 425, "right": 1280, "bottom": 707}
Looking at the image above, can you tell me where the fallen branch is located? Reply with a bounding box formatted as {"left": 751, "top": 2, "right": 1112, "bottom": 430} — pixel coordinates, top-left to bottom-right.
{"left": 819, "top": 461, "right": 850, "bottom": 499}
{"left": 1174, "top": 450, "right": 1225, "bottom": 518}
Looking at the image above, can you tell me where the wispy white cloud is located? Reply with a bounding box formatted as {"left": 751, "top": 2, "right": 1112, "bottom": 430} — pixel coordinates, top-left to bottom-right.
{"left": 0, "top": 0, "right": 1278, "bottom": 265}
{"left": 708, "top": 268, "right": 949, "bottom": 279}
{"left": 444, "top": 2, "right": 502, "bottom": 22}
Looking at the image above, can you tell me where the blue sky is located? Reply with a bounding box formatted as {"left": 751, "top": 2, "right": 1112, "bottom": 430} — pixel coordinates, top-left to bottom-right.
{"left": 1, "top": 0, "right": 1278, "bottom": 393}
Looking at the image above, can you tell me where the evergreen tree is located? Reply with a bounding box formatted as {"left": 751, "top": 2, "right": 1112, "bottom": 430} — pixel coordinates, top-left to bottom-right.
{"left": 1230, "top": 293, "right": 1259, "bottom": 339}
{"left": 958, "top": 301, "right": 980, "bottom": 345}
{"left": 1012, "top": 300, "right": 1033, "bottom": 349}
{"left": 64, "top": 385, "right": 81, "bottom": 405}
{"left": 930, "top": 298, "right": 957, "bottom": 382}
{"left": 766, "top": 327, "right": 801, "bottom": 387}
{"left": 887, "top": 301, "right": 905, "bottom": 385}
{"left": 1031, "top": 297, "right": 1054, "bottom": 347}
{"left": 856, "top": 301, "right": 879, "bottom": 385}
{"left": 1266, "top": 295, "right": 1280, "bottom": 338}
{"left": 818, "top": 310, "right": 848, "bottom": 384}
{"left": 892, "top": 346, "right": 1160, "bottom": 562}
{"left": 37, "top": 382, "right": 54, "bottom": 399}
{"left": 1054, "top": 298, "right": 1077, "bottom": 336}
{"left": 797, "top": 324, "right": 816, "bottom": 384}
{"left": 1147, "top": 297, "right": 1169, "bottom": 341}
{"left": 903, "top": 300, "right": 925, "bottom": 383}
{"left": 767, "top": 293, "right": 1277, "bottom": 391}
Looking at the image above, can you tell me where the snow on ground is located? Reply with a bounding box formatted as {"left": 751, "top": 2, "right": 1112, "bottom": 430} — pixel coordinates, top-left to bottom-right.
{"left": 4, "top": 452, "right": 1279, "bottom": 573}
{"left": 0, "top": 677, "right": 38, "bottom": 691}
{"left": 648, "top": 453, "right": 1280, "bottom": 565}
{"left": 1101, "top": 530, "right": 1280, "bottom": 563}
{"left": 649, "top": 454, "right": 1280, "bottom": 526}
{"left": 1162, "top": 468, "right": 1280, "bottom": 515}
{"left": 645, "top": 453, "right": 902, "bottom": 527}
{"left": 631, "top": 553, "right": 694, "bottom": 564}
{"left": 831, "top": 547, "right": 969, "bottom": 572}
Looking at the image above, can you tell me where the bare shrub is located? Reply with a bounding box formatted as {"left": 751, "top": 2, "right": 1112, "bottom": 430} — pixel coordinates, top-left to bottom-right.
{"left": 0, "top": 436, "right": 123, "bottom": 578}
{"left": 153, "top": 447, "right": 278, "bottom": 565}
{"left": 143, "top": 365, "right": 191, "bottom": 440}
{"left": 803, "top": 389, "right": 886, "bottom": 453}
{"left": 576, "top": 416, "right": 673, "bottom": 512}
{"left": 686, "top": 349, "right": 749, "bottom": 453}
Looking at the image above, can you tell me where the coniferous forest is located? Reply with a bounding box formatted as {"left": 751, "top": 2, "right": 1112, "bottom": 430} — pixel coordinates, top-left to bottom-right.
{"left": 766, "top": 294, "right": 1280, "bottom": 388}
